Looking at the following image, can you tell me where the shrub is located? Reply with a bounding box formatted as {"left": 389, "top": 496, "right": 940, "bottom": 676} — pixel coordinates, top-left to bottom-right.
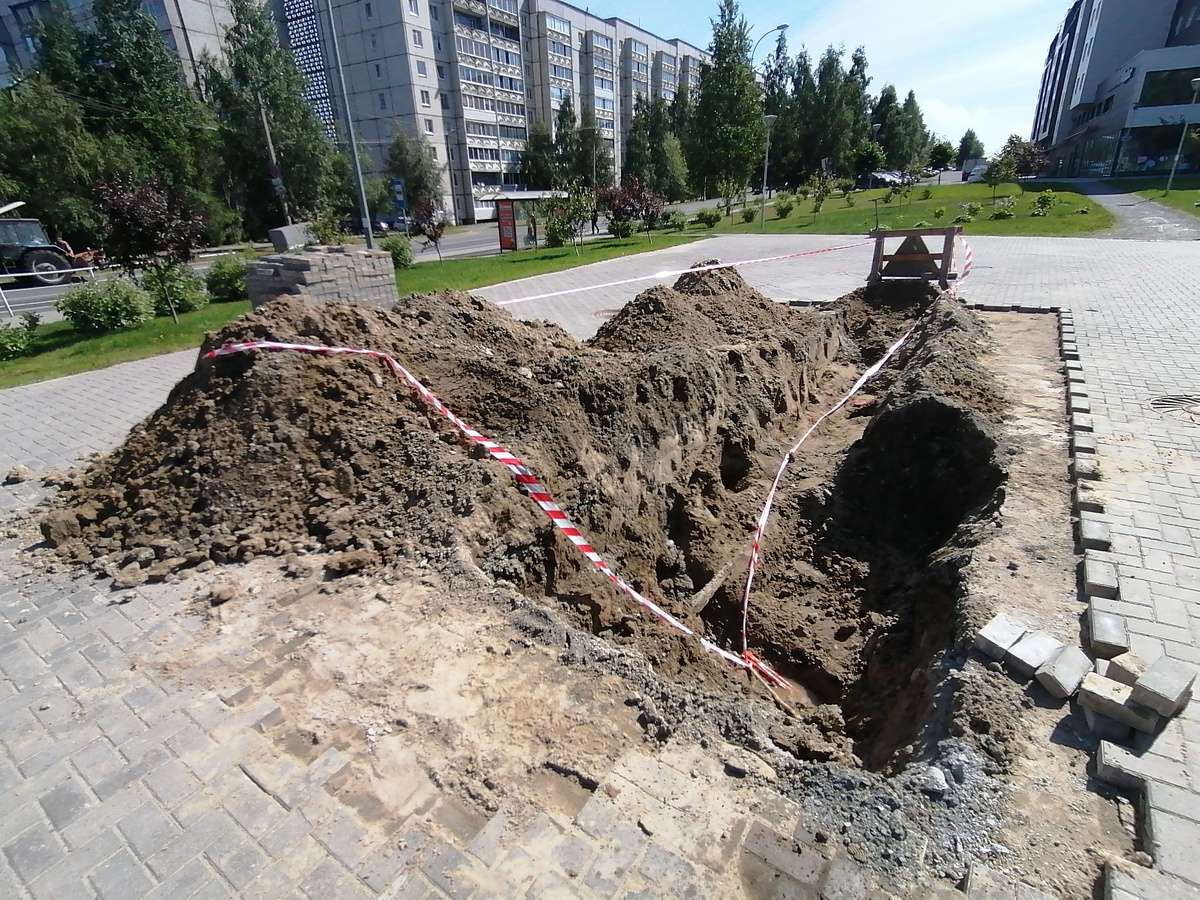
{"left": 21, "top": 312, "right": 40, "bottom": 331}
{"left": 812, "top": 198, "right": 824, "bottom": 214}
{"left": 740, "top": 207, "right": 758, "bottom": 224}
{"left": 933, "top": 206, "right": 946, "bottom": 220}
{"left": 844, "top": 193, "right": 857, "bottom": 207}
{"left": 920, "top": 186, "right": 933, "bottom": 200}
{"left": 1034, "top": 189, "right": 1057, "bottom": 212}
{"left": 774, "top": 198, "right": 794, "bottom": 219}
{"left": 965, "top": 201, "right": 982, "bottom": 217}
{"left": 204, "top": 256, "right": 249, "bottom": 303}
{"left": 836, "top": 179, "right": 855, "bottom": 197}
{"left": 1075, "top": 205, "right": 1092, "bottom": 215}
{"left": 1030, "top": 208, "right": 1048, "bottom": 217}
{"left": 913, "top": 220, "right": 930, "bottom": 228}
{"left": 796, "top": 186, "right": 810, "bottom": 201}
{"left": 668, "top": 211, "right": 688, "bottom": 232}
{"left": 378, "top": 235, "right": 414, "bottom": 269}
{"left": 881, "top": 191, "right": 894, "bottom": 204}
{"left": 306, "top": 211, "right": 343, "bottom": 245}
{"left": 952, "top": 214, "right": 974, "bottom": 224}
{"left": 545, "top": 215, "right": 575, "bottom": 247}
{"left": 0, "top": 317, "right": 36, "bottom": 360}
{"left": 141, "top": 264, "right": 209, "bottom": 317}
{"left": 990, "top": 196, "right": 1016, "bottom": 219}
{"left": 56, "top": 279, "right": 153, "bottom": 333}
{"left": 607, "top": 219, "right": 636, "bottom": 238}
{"left": 989, "top": 209, "right": 1015, "bottom": 219}
{"left": 696, "top": 208, "right": 723, "bottom": 229}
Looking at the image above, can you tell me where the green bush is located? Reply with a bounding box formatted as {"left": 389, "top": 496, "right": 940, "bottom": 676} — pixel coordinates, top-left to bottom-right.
{"left": 307, "top": 211, "right": 343, "bottom": 245}
{"left": 933, "top": 206, "right": 946, "bottom": 220}
{"left": 913, "top": 220, "right": 930, "bottom": 228}
{"left": 1034, "top": 189, "right": 1057, "bottom": 212}
{"left": 952, "top": 214, "right": 974, "bottom": 224}
{"left": 544, "top": 215, "right": 575, "bottom": 247}
{"left": 966, "top": 201, "right": 982, "bottom": 217}
{"left": 920, "top": 187, "right": 933, "bottom": 200}
{"left": 836, "top": 178, "right": 855, "bottom": 197}
{"left": 696, "top": 208, "right": 723, "bottom": 229}
{"left": 1030, "top": 208, "right": 1048, "bottom": 217}
{"left": 844, "top": 193, "right": 857, "bottom": 207}
{"left": 812, "top": 198, "right": 824, "bottom": 214}
{"left": 0, "top": 317, "right": 36, "bottom": 360}
{"left": 989, "top": 209, "right": 1015, "bottom": 219}
{"left": 56, "top": 279, "right": 154, "bottom": 333}
{"left": 378, "top": 235, "right": 414, "bottom": 269}
{"left": 1075, "top": 206, "right": 1092, "bottom": 215}
{"left": 668, "top": 212, "right": 687, "bottom": 232}
{"left": 607, "top": 219, "right": 636, "bottom": 238}
{"left": 141, "top": 264, "right": 209, "bottom": 317}
{"left": 740, "top": 207, "right": 758, "bottom": 224}
{"left": 881, "top": 191, "right": 894, "bottom": 204}
{"left": 204, "top": 256, "right": 249, "bottom": 304}
{"left": 796, "top": 186, "right": 810, "bottom": 201}
{"left": 774, "top": 198, "right": 794, "bottom": 219}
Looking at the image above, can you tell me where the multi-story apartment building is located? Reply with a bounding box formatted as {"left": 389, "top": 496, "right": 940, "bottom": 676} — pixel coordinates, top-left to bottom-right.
{"left": 1032, "top": 0, "right": 1200, "bottom": 177}
{"left": 277, "top": 0, "right": 706, "bottom": 224}
{"left": 0, "top": 0, "right": 230, "bottom": 86}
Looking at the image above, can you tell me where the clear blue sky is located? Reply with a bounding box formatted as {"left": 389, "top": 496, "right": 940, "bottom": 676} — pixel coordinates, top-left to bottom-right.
{"left": 597, "top": 0, "right": 1069, "bottom": 157}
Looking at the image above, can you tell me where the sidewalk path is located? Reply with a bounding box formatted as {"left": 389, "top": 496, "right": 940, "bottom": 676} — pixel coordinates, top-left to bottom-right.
{"left": 1072, "top": 180, "right": 1200, "bottom": 241}
{"left": 3, "top": 233, "right": 1200, "bottom": 897}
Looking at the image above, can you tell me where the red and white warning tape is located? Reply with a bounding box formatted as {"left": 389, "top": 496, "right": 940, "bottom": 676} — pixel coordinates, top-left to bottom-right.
{"left": 951, "top": 234, "right": 973, "bottom": 298}
{"left": 494, "top": 241, "right": 871, "bottom": 307}
{"left": 204, "top": 340, "right": 778, "bottom": 680}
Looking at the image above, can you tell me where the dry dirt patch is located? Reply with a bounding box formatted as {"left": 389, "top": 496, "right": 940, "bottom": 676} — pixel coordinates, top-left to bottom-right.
{"left": 25, "top": 269, "right": 1135, "bottom": 894}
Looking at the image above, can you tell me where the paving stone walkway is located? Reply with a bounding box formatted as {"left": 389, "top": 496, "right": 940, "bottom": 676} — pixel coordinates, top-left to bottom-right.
{"left": 3, "top": 232, "right": 1200, "bottom": 897}
{"left": 1071, "top": 180, "right": 1200, "bottom": 242}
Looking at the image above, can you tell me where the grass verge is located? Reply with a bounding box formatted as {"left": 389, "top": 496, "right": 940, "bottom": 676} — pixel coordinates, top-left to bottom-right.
{"left": 1109, "top": 176, "right": 1200, "bottom": 219}
{"left": 0, "top": 302, "right": 251, "bottom": 390}
{"left": 395, "top": 233, "right": 701, "bottom": 294}
{"left": 686, "top": 182, "right": 1113, "bottom": 237}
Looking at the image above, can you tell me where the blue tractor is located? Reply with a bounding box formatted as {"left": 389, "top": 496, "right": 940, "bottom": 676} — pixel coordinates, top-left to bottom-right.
{"left": 0, "top": 201, "right": 73, "bottom": 287}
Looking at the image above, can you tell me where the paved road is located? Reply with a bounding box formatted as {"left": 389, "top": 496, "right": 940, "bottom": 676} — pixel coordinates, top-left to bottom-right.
{"left": 2, "top": 233, "right": 1200, "bottom": 897}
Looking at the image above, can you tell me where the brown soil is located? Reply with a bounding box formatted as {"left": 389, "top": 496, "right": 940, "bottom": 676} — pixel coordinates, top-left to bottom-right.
{"left": 22, "top": 267, "right": 1137, "bottom": 895}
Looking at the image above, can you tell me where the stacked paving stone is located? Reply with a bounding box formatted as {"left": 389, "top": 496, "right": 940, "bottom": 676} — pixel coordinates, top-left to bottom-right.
{"left": 246, "top": 247, "right": 399, "bottom": 311}
{"left": 975, "top": 612, "right": 1196, "bottom": 746}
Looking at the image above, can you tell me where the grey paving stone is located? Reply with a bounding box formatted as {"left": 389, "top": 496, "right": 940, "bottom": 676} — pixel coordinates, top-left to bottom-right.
{"left": 1083, "top": 554, "right": 1120, "bottom": 599}
{"left": 526, "top": 869, "right": 591, "bottom": 899}
{"left": 142, "top": 758, "right": 200, "bottom": 808}
{"left": 27, "top": 827, "right": 123, "bottom": 900}
{"left": 203, "top": 825, "right": 268, "bottom": 891}
{"left": 259, "top": 810, "right": 314, "bottom": 860}
{"left": 1036, "top": 645, "right": 1092, "bottom": 699}
{"left": 299, "top": 858, "right": 372, "bottom": 899}
{"left": 974, "top": 613, "right": 1026, "bottom": 661}
{"left": 142, "top": 856, "right": 225, "bottom": 900}
{"left": 1005, "top": 631, "right": 1066, "bottom": 680}
{"left": 582, "top": 820, "right": 644, "bottom": 895}
{"left": 355, "top": 832, "right": 427, "bottom": 893}
{"left": 1087, "top": 607, "right": 1130, "bottom": 659}
{"left": 70, "top": 738, "right": 125, "bottom": 788}
{"left": 38, "top": 776, "right": 94, "bottom": 830}
{"left": 418, "top": 840, "right": 479, "bottom": 899}
{"left": 310, "top": 804, "right": 377, "bottom": 870}
{"left": 88, "top": 847, "right": 155, "bottom": 899}
{"left": 119, "top": 802, "right": 182, "bottom": 862}
{"left": 1132, "top": 656, "right": 1197, "bottom": 717}
{"left": 3, "top": 818, "right": 66, "bottom": 884}
{"left": 550, "top": 832, "right": 595, "bottom": 879}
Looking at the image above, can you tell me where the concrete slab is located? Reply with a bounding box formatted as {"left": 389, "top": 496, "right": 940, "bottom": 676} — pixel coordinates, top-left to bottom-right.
{"left": 1131, "top": 657, "right": 1196, "bottom": 718}
{"left": 975, "top": 613, "right": 1026, "bottom": 661}
{"left": 1006, "top": 631, "right": 1065, "bottom": 680}
{"left": 1078, "top": 673, "right": 1159, "bottom": 733}
{"left": 1035, "top": 646, "right": 1092, "bottom": 699}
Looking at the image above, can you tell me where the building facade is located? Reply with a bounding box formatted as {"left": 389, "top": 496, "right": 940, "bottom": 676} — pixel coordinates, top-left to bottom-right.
{"left": 1032, "top": 0, "right": 1200, "bottom": 177}
{"left": 0, "top": 0, "right": 230, "bottom": 86}
{"left": 277, "top": 0, "right": 707, "bottom": 225}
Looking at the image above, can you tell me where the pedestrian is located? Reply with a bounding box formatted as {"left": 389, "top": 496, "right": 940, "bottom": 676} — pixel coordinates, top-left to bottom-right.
{"left": 591, "top": 209, "right": 600, "bottom": 235}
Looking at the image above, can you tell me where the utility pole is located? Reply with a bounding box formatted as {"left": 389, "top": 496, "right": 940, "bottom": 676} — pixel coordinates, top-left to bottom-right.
{"left": 321, "top": 0, "right": 374, "bottom": 249}
{"left": 256, "top": 90, "right": 293, "bottom": 226}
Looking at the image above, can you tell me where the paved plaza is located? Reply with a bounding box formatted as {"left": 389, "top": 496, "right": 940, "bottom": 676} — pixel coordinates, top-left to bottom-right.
{"left": 2, "top": 228, "right": 1200, "bottom": 897}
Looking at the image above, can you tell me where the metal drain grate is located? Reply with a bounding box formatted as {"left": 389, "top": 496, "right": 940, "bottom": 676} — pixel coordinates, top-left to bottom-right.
{"left": 1148, "top": 395, "right": 1200, "bottom": 424}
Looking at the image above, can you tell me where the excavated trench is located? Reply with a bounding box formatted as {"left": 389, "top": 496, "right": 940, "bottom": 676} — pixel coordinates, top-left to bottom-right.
{"left": 40, "top": 266, "right": 1008, "bottom": 771}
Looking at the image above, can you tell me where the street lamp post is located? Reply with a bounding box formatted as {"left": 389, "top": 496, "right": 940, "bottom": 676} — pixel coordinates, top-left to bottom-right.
{"left": 1165, "top": 77, "right": 1200, "bottom": 195}
{"left": 760, "top": 114, "right": 777, "bottom": 230}
{"left": 321, "top": 0, "right": 374, "bottom": 249}
{"left": 750, "top": 23, "right": 788, "bottom": 68}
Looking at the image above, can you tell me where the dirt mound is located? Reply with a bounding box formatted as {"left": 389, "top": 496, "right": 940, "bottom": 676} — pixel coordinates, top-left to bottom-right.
{"left": 42, "top": 266, "right": 1011, "bottom": 770}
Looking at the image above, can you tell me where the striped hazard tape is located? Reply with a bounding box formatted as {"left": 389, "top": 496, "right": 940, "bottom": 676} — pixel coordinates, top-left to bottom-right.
{"left": 204, "top": 340, "right": 782, "bottom": 682}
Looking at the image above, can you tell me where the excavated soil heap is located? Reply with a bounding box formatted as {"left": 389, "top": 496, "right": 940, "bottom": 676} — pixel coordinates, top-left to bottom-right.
{"left": 42, "top": 265, "right": 1008, "bottom": 769}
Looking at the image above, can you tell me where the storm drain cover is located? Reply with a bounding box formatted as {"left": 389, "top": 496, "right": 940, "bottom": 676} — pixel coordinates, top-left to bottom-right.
{"left": 1148, "top": 395, "right": 1200, "bottom": 424}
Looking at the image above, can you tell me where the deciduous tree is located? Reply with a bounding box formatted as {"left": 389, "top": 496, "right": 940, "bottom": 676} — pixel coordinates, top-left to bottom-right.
{"left": 956, "top": 129, "right": 985, "bottom": 168}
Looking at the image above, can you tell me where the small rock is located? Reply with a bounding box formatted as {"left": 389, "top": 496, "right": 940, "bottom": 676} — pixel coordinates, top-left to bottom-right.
{"left": 723, "top": 761, "right": 748, "bottom": 778}
{"left": 112, "top": 562, "right": 147, "bottom": 589}
{"left": 5, "top": 464, "right": 33, "bottom": 484}
{"left": 637, "top": 819, "right": 654, "bottom": 836}
{"left": 209, "top": 583, "right": 240, "bottom": 606}
{"left": 920, "top": 766, "right": 949, "bottom": 796}
{"left": 517, "top": 366, "right": 533, "bottom": 379}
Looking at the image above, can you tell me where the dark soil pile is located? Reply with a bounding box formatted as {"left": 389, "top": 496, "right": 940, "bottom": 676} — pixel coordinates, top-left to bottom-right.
{"left": 42, "top": 263, "right": 1009, "bottom": 769}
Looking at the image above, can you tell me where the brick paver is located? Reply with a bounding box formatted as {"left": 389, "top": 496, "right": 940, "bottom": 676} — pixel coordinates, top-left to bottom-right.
{"left": 4, "top": 231, "right": 1200, "bottom": 896}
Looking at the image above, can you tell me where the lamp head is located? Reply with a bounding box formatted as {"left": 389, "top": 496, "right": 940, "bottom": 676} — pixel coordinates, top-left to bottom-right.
{"left": 1191, "top": 76, "right": 1200, "bottom": 94}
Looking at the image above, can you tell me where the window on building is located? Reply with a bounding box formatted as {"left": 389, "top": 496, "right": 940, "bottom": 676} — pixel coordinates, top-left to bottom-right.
{"left": 412, "top": 29, "right": 423, "bottom": 47}
{"left": 550, "top": 64, "right": 571, "bottom": 80}
{"left": 440, "top": 94, "right": 449, "bottom": 109}
{"left": 378, "top": 93, "right": 386, "bottom": 110}
{"left": 546, "top": 14, "right": 571, "bottom": 35}
{"left": 365, "top": 2, "right": 372, "bottom": 18}
{"left": 489, "top": 0, "right": 518, "bottom": 14}
{"left": 594, "top": 76, "right": 613, "bottom": 91}
{"left": 430, "top": 5, "right": 438, "bottom": 20}
{"left": 454, "top": 11, "right": 483, "bottom": 30}
{"left": 592, "top": 33, "right": 613, "bottom": 51}
{"left": 452, "top": 173, "right": 459, "bottom": 185}
{"left": 425, "top": 118, "right": 434, "bottom": 133}
{"left": 548, "top": 39, "right": 570, "bottom": 57}
{"left": 436, "top": 37, "right": 442, "bottom": 51}
{"left": 430, "top": 147, "right": 437, "bottom": 159}
{"left": 632, "top": 40, "right": 648, "bottom": 56}
{"left": 550, "top": 85, "right": 572, "bottom": 103}
{"left": 374, "top": 63, "right": 381, "bottom": 78}
{"left": 493, "top": 46, "right": 520, "bottom": 66}
{"left": 417, "top": 60, "right": 427, "bottom": 76}
{"left": 420, "top": 89, "right": 431, "bottom": 106}
{"left": 596, "top": 97, "right": 614, "bottom": 111}
{"left": 597, "top": 117, "right": 614, "bottom": 130}
{"left": 436, "top": 65, "right": 445, "bottom": 79}
{"left": 408, "top": 0, "right": 418, "bottom": 13}
{"left": 370, "top": 32, "right": 377, "bottom": 49}
{"left": 496, "top": 75, "right": 523, "bottom": 92}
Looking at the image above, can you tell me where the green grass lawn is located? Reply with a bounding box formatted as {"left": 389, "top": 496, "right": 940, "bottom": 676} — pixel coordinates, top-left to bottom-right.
{"left": 395, "top": 233, "right": 701, "bottom": 294}
{"left": 0, "top": 302, "right": 251, "bottom": 390}
{"left": 1109, "top": 175, "right": 1200, "bottom": 219}
{"left": 687, "top": 182, "right": 1114, "bottom": 237}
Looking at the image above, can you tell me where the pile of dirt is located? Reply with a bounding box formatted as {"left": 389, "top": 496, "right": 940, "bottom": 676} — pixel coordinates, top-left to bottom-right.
{"left": 41, "top": 264, "right": 1011, "bottom": 769}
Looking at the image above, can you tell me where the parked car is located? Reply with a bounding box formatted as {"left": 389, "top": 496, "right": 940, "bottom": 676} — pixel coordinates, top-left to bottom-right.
{"left": 966, "top": 165, "right": 989, "bottom": 184}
